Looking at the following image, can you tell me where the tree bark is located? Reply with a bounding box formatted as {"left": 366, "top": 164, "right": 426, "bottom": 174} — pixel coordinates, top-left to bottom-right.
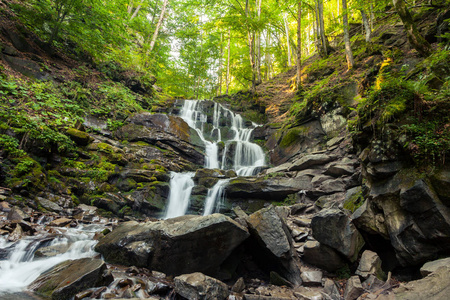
{"left": 266, "top": 30, "right": 271, "bottom": 80}
{"left": 148, "top": 0, "right": 169, "bottom": 54}
{"left": 360, "top": 8, "right": 371, "bottom": 42}
{"left": 256, "top": 0, "right": 262, "bottom": 84}
{"left": 226, "top": 29, "right": 231, "bottom": 94}
{"left": 318, "top": 0, "right": 328, "bottom": 56}
{"left": 246, "top": 0, "right": 256, "bottom": 91}
{"left": 392, "top": 0, "right": 432, "bottom": 57}
{"left": 297, "top": 1, "right": 302, "bottom": 89}
{"left": 284, "top": 14, "right": 292, "bottom": 67}
{"left": 342, "top": 0, "right": 355, "bottom": 70}
{"left": 218, "top": 33, "right": 224, "bottom": 96}
{"left": 130, "top": 0, "right": 144, "bottom": 20}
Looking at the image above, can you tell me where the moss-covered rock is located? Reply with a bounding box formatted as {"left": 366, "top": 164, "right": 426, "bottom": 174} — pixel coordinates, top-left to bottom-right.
{"left": 66, "top": 128, "right": 93, "bottom": 146}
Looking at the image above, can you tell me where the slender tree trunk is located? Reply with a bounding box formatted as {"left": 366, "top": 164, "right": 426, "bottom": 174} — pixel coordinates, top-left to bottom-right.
{"left": 284, "top": 14, "right": 292, "bottom": 67}
{"left": 297, "top": 1, "right": 302, "bottom": 89}
{"left": 392, "top": 0, "right": 431, "bottom": 57}
{"left": 256, "top": 0, "right": 262, "bottom": 84}
{"left": 148, "top": 0, "right": 169, "bottom": 54}
{"left": 360, "top": 8, "right": 371, "bottom": 42}
{"left": 226, "top": 29, "right": 231, "bottom": 94}
{"left": 369, "top": 3, "right": 375, "bottom": 31}
{"left": 318, "top": 0, "right": 328, "bottom": 56}
{"left": 127, "top": 0, "right": 133, "bottom": 14}
{"left": 266, "top": 30, "right": 271, "bottom": 80}
{"left": 130, "top": 0, "right": 144, "bottom": 20}
{"left": 218, "top": 33, "right": 224, "bottom": 96}
{"left": 342, "top": 0, "right": 355, "bottom": 70}
{"left": 246, "top": 0, "right": 256, "bottom": 91}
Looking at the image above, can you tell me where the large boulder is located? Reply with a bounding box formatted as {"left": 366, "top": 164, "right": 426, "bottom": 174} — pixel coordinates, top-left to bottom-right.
{"left": 302, "top": 240, "right": 346, "bottom": 272}
{"left": 174, "top": 272, "right": 229, "bottom": 300}
{"left": 29, "top": 258, "right": 112, "bottom": 300}
{"left": 355, "top": 250, "right": 385, "bottom": 280}
{"left": 226, "top": 176, "right": 312, "bottom": 201}
{"left": 246, "top": 206, "right": 302, "bottom": 285}
{"left": 311, "top": 209, "right": 365, "bottom": 262}
{"left": 368, "top": 172, "right": 450, "bottom": 266}
{"left": 95, "top": 214, "right": 249, "bottom": 276}
{"left": 420, "top": 257, "right": 450, "bottom": 277}
{"left": 391, "top": 265, "right": 450, "bottom": 300}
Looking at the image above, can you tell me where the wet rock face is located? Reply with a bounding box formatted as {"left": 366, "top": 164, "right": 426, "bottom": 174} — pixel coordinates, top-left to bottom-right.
{"left": 95, "top": 214, "right": 249, "bottom": 276}
{"left": 29, "top": 258, "right": 112, "bottom": 300}
{"left": 115, "top": 119, "right": 205, "bottom": 166}
{"left": 311, "top": 208, "right": 365, "bottom": 262}
{"left": 266, "top": 120, "right": 327, "bottom": 166}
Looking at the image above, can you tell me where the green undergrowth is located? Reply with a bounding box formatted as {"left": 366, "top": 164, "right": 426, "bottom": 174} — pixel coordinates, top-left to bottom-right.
{"left": 350, "top": 47, "right": 450, "bottom": 167}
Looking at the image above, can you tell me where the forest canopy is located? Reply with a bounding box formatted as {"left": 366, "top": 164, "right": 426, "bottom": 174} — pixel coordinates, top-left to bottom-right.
{"left": 11, "top": 0, "right": 449, "bottom": 98}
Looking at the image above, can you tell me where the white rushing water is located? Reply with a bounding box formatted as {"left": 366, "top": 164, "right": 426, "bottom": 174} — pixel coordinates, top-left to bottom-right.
{"left": 164, "top": 172, "right": 195, "bottom": 219}
{"left": 203, "top": 179, "right": 230, "bottom": 216}
{"left": 0, "top": 224, "right": 103, "bottom": 295}
{"left": 164, "top": 100, "right": 266, "bottom": 218}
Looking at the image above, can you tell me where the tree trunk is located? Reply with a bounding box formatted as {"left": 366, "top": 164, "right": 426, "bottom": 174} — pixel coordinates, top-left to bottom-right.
{"left": 256, "top": 0, "right": 262, "bottom": 84}
{"left": 130, "top": 0, "right": 144, "bottom": 20}
{"left": 218, "top": 33, "right": 224, "bottom": 96}
{"left": 318, "top": 0, "right": 328, "bottom": 56}
{"left": 297, "top": 1, "right": 302, "bottom": 89}
{"left": 284, "top": 14, "right": 292, "bottom": 67}
{"left": 392, "top": 0, "right": 431, "bottom": 57}
{"left": 342, "top": 0, "right": 355, "bottom": 70}
{"left": 226, "top": 29, "right": 231, "bottom": 94}
{"left": 148, "top": 0, "right": 169, "bottom": 54}
{"left": 246, "top": 0, "right": 256, "bottom": 91}
{"left": 266, "top": 30, "right": 271, "bottom": 80}
{"left": 369, "top": 3, "right": 375, "bottom": 31}
{"left": 360, "top": 8, "right": 371, "bottom": 42}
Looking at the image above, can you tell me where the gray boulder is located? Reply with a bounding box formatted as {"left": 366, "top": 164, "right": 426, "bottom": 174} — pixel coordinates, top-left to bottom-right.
{"left": 311, "top": 209, "right": 365, "bottom": 262}
{"left": 95, "top": 214, "right": 249, "bottom": 276}
{"left": 393, "top": 265, "right": 450, "bottom": 300}
{"left": 174, "top": 272, "right": 229, "bottom": 300}
{"left": 246, "top": 206, "right": 302, "bottom": 285}
{"left": 302, "top": 240, "right": 346, "bottom": 272}
{"left": 226, "top": 176, "right": 312, "bottom": 200}
{"left": 343, "top": 276, "right": 363, "bottom": 300}
{"left": 289, "top": 154, "right": 337, "bottom": 171}
{"left": 29, "top": 258, "right": 112, "bottom": 300}
{"left": 368, "top": 173, "right": 450, "bottom": 266}
{"left": 420, "top": 257, "right": 450, "bottom": 277}
{"left": 355, "top": 250, "right": 385, "bottom": 280}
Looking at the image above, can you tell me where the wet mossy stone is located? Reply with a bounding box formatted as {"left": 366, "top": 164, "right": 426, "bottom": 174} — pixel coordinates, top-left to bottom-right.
{"left": 66, "top": 128, "right": 93, "bottom": 146}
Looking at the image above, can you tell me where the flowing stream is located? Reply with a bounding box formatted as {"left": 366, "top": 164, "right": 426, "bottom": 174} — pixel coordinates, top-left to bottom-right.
{"left": 0, "top": 224, "right": 105, "bottom": 297}
{"left": 164, "top": 100, "right": 266, "bottom": 218}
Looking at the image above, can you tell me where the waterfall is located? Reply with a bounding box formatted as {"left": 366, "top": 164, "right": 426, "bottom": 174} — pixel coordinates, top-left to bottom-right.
{"left": 164, "top": 172, "right": 195, "bottom": 219}
{"left": 0, "top": 224, "right": 103, "bottom": 295}
{"left": 164, "top": 100, "right": 266, "bottom": 218}
{"left": 203, "top": 179, "right": 230, "bottom": 216}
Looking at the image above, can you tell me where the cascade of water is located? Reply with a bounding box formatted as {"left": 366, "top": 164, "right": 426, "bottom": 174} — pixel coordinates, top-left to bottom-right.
{"left": 164, "top": 172, "right": 195, "bottom": 219}
{"left": 179, "top": 100, "right": 220, "bottom": 169}
{"left": 166, "top": 100, "right": 266, "bottom": 217}
{"left": 0, "top": 224, "right": 103, "bottom": 295}
{"left": 203, "top": 179, "right": 230, "bottom": 216}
